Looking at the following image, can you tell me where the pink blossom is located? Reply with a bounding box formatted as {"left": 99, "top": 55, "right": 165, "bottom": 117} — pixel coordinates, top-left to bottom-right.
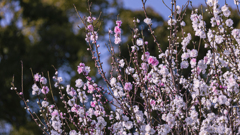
{"left": 83, "top": 84, "right": 86, "bottom": 90}
{"left": 71, "top": 104, "right": 80, "bottom": 113}
{"left": 69, "top": 88, "right": 77, "bottom": 96}
{"left": 114, "top": 26, "right": 121, "bottom": 34}
{"left": 224, "top": 110, "right": 228, "bottom": 115}
{"left": 191, "top": 58, "right": 196, "bottom": 63}
{"left": 34, "top": 73, "right": 41, "bottom": 82}
{"left": 77, "top": 68, "right": 85, "bottom": 74}
{"left": 190, "top": 58, "right": 197, "bottom": 67}
{"left": 88, "top": 85, "right": 95, "bottom": 93}
{"left": 94, "top": 110, "right": 100, "bottom": 117}
{"left": 114, "top": 21, "right": 122, "bottom": 44}
{"left": 116, "top": 20, "right": 122, "bottom": 27}
{"left": 60, "top": 112, "right": 64, "bottom": 119}
{"left": 196, "top": 67, "right": 201, "bottom": 74}
{"left": 86, "top": 16, "right": 96, "bottom": 23}
{"left": 87, "top": 24, "right": 93, "bottom": 31}
{"left": 213, "top": 86, "right": 218, "bottom": 95}
{"left": 150, "top": 99, "right": 156, "bottom": 106}
{"left": 217, "top": 20, "right": 220, "bottom": 25}
{"left": 40, "top": 77, "right": 47, "bottom": 84}
{"left": 148, "top": 56, "right": 159, "bottom": 66}
{"left": 124, "top": 82, "right": 132, "bottom": 91}
{"left": 86, "top": 76, "right": 92, "bottom": 81}
{"left": 51, "top": 110, "right": 59, "bottom": 117}
{"left": 41, "top": 86, "right": 49, "bottom": 94}
{"left": 90, "top": 101, "right": 97, "bottom": 107}
{"left": 77, "top": 63, "right": 85, "bottom": 74}
{"left": 145, "top": 51, "right": 150, "bottom": 56}
{"left": 204, "top": 56, "right": 208, "bottom": 64}
{"left": 114, "top": 37, "right": 121, "bottom": 44}
{"left": 141, "top": 63, "right": 148, "bottom": 71}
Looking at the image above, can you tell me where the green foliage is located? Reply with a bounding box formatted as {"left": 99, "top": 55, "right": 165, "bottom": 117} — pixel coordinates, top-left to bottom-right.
{"left": 0, "top": 0, "right": 121, "bottom": 133}
{"left": 10, "top": 121, "right": 42, "bottom": 135}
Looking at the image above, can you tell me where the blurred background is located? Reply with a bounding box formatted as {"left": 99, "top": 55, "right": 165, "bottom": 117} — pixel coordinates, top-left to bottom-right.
{"left": 0, "top": 0, "right": 239, "bottom": 134}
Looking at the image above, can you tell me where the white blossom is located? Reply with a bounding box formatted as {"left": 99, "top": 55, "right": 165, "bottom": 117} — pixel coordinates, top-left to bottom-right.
{"left": 136, "top": 38, "right": 144, "bottom": 46}
{"left": 119, "top": 59, "right": 125, "bottom": 68}
{"left": 144, "top": 18, "right": 152, "bottom": 25}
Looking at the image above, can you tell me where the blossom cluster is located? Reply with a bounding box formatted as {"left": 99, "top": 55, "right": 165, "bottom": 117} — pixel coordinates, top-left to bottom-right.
{"left": 114, "top": 20, "right": 122, "bottom": 44}
{"left": 10, "top": 0, "right": 240, "bottom": 134}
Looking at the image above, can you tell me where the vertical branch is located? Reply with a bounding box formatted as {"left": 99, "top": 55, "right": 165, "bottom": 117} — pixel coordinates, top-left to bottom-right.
{"left": 21, "top": 61, "right": 24, "bottom": 94}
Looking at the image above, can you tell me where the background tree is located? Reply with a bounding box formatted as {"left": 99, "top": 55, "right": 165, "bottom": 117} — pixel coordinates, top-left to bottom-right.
{"left": 0, "top": 0, "right": 122, "bottom": 134}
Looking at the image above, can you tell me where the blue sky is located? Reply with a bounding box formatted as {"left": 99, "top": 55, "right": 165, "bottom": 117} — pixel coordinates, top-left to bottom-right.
{"left": 122, "top": 0, "right": 237, "bottom": 20}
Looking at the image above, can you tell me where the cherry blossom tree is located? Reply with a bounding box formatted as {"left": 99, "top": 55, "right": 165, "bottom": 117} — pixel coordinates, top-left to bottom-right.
{"left": 10, "top": 0, "right": 240, "bottom": 134}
